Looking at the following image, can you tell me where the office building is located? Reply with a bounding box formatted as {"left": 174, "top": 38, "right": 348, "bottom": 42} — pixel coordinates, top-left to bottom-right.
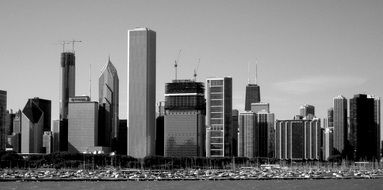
{"left": 0, "top": 90, "right": 6, "bottom": 151}
{"left": 68, "top": 96, "right": 106, "bottom": 153}
{"left": 206, "top": 77, "right": 233, "bottom": 157}
{"left": 251, "top": 102, "right": 270, "bottom": 114}
{"left": 322, "top": 124, "right": 333, "bottom": 161}
{"left": 275, "top": 118, "right": 321, "bottom": 160}
{"left": 21, "top": 98, "right": 51, "bottom": 153}
{"left": 299, "top": 104, "right": 315, "bottom": 118}
{"left": 333, "top": 95, "right": 348, "bottom": 156}
{"left": 127, "top": 27, "right": 156, "bottom": 158}
{"left": 99, "top": 57, "right": 119, "bottom": 148}
{"left": 164, "top": 80, "right": 205, "bottom": 157}
{"left": 350, "top": 94, "right": 381, "bottom": 161}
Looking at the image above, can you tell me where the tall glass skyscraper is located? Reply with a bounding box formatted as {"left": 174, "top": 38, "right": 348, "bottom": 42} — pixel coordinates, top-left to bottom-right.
{"left": 333, "top": 95, "right": 347, "bottom": 156}
{"left": 99, "top": 58, "right": 119, "bottom": 147}
{"left": 0, "top": 90, "right": 6, "bottom": 151}
{"left": 127, "top": 28, "right": 156, "bottom": 158}
{"left": 206, "top": 77, "right": 233, "bottom": 157}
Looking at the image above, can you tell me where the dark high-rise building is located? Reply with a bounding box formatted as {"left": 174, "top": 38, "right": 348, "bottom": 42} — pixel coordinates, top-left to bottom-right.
{"left": 60, "top": 52, "right": 75, "bottom": 151}
{"left": 333, "top": 95, "right": 348, "bottom": 156}
{"left": 99, "top": 57, "right": 119, "bottom": 148}
{"left": 117, "top": 119, "right": 127, "bottom": 155}
{"left": 232, "top": 109, "right": 239, "bottom": 157}
{"left": 350, "top": 94, "right": 381, "bottom": 161}
{"left": 244, "top": 65, "right": 260, "bottom": 111}
{"left": 206, "top": 77, "right": 233, "bottom": 157}
{"left": 21, "top": 97, "right": 51, "bottom": 153}
{"left": 164, "top": 80, "right": 205, "bottom": 157}
{"left": 245, "top": 84, "right": 260, "bottom": 111}
{"left": 0, "top": 90, "right": 6, "bottom": 151}
{"left": 128, "top": 27, "right": 156, "bottom": 158}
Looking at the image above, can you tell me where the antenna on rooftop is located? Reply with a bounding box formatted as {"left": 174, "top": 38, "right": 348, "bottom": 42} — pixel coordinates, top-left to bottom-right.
{"left": 255, "top": 62, "right": 258, "bottom": 85}
{"left": 89, "top": 64, "right": 92, "bottom": 99}
{"left": 174, "top": 49, "right": 182, "bottom": 80}
{"left": 193, "top": 58, "right": 200, "bottom": 81}
{"left": 247, "top": 62, "right": 250, "bottom": 84}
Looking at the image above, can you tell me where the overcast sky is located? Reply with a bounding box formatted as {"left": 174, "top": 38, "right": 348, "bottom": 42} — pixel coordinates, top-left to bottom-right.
{"left": 1, "top": 0, "right": 382, "bottom": 135}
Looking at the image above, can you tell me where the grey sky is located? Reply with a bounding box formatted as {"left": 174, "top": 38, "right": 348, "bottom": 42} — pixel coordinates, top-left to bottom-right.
{"left": 0, "top": 0, "right": 382, "bottom": 136}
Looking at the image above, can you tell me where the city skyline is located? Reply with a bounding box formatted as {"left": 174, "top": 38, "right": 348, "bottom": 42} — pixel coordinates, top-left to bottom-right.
{"left": 1, "top": 0, "right": 382, "bottom": 138}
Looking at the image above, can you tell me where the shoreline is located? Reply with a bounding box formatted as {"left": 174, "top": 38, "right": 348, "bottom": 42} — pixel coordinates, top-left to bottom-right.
{"left": 1, "top": 176, "right": 382, "bottom": 182}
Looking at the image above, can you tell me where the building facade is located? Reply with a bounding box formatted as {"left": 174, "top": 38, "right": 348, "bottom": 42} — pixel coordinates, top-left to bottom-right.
{"left": 206, "top": 77, "right": 233, "bottom": 157}
{"left": 238, "top": 111, "right": 256, "bottom": 157}
{"left": 275, "top": 119, "right": 321, "bottom": 160}
{"left": 164, "top": 80, "right": 205, "bottom": 157}
{"left": 251, "top": 102, "right": 270, "bottom": 114}
{"left": 99, "top": 58, "right": 119, "bottom": 148}
{"left": 127, "top": 28, "right": 156, "bottom": 158}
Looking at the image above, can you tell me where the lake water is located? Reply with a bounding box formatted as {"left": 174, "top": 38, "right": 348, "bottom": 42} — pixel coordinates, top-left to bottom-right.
{"left": 1, "top": 179, "right": 383, "bottom": 190}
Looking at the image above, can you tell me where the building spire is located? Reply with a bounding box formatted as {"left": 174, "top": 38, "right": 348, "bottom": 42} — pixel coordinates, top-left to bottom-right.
{"left": 247, "top": 62, "right": 250, "bottom": 84}
{"left": 255, "top": 63, "right": 258, "bottom": 85}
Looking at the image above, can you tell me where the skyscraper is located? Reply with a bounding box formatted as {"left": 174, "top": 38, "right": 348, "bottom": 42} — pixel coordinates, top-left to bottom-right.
{"left": 127, "top": 27, "right": 156, "bottom": 158}
{"left": 164, "top": 80, "right": 205, "bottom": 157}
{"left": 251, "top": 102, "right": 270, "bottom": 114}
{"left": 206, "top": 77, "right": 233, "bottom": 157}
{"left": 299, "top": 104, "right": 315, "bottom": 118}
{"left": 333, "top": 95, "right": 348, "bottom": 156}
{"left": 238, "top": 111, "right": 256, "bottom": 157}
{"left": 21, "top": 97, "right": 51, "bottom": 153}
{"left": 244, "top": 65, "right": 260, "bottom": 111}
{"left": 0, "top": 90, "right": 6, "bottom": 151}
{"left": 350, "top": 94, "right": 380, "bottom": 161}
{"left": 59, "top": 51, "right": 75, "bottom": 151}
{"left": 99, "top": 57, "right": 119, "bottom": 147}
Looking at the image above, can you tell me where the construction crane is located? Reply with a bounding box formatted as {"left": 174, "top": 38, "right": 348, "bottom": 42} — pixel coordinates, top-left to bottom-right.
{"left": 59, "top": 40, "right": 82, "bottom": 52}
{"left": 174, "top": 49, "right": 182, "bottom": 80}
{"left": 193, "top": 58, "right": 200, "bottom": 81}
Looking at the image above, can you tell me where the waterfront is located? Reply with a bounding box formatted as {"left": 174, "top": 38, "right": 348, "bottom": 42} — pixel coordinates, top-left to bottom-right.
{"left": 1, "top": 179, "right": 383, "bottom": 190}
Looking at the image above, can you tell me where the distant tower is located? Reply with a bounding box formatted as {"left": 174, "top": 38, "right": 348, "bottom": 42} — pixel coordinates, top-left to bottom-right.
{"left": 206, "top": 77, "right": 233, "bottom": 157}
{"left": 244, "top": 65, "right": 260, "bottom": 111}
{"left": 127, "top": 28, "right": 156, "bottom": 158}
{"left": 299, "top": 104, "right": 315, "bottom": 119}
{"left": 0, "top": 90, "right": 6, "bottom": 151}
{"left": 99, "top": 57, "right": 119, "bottom": 148}
{"left": 333, "top": 95, "right": 347, "bottom": 156}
